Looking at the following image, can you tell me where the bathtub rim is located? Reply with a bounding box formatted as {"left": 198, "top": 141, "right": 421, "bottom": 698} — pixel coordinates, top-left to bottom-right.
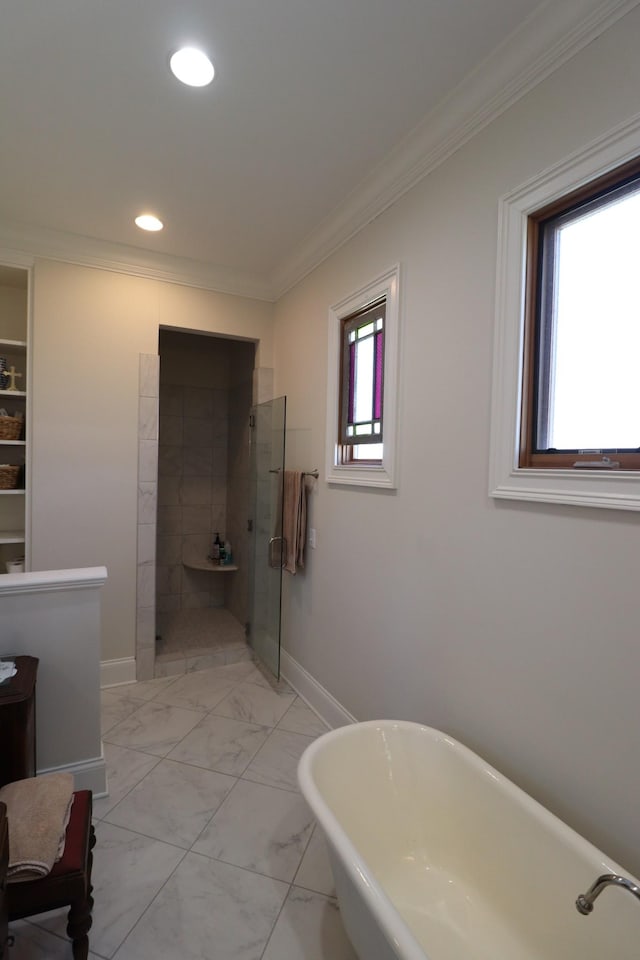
{"left": 298, "top": 719, "right": 636, "bottom": 960}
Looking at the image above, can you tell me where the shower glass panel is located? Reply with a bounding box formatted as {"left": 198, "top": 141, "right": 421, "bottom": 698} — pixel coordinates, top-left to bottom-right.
{"left": 248, "top": 396, "right": 286, "bottom": 679}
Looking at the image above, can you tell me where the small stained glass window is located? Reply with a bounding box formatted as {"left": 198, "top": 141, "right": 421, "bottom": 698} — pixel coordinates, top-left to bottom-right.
{"left": 340, "top": 299, "right": 385, "bottom": 452}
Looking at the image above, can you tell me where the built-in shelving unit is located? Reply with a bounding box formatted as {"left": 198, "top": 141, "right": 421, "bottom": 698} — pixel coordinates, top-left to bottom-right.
{"left": 0, "top": 266, "right": 29, "bottom": 572}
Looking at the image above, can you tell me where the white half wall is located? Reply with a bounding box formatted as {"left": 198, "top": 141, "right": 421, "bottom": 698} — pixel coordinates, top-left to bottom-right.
{"left": 0, "top": 566, "right": 107, "bottom": 794}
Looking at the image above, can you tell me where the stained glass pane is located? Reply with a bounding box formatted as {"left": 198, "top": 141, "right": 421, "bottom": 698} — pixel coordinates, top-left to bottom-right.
{"left": 354, "top": 336, "right": 374, "bottom": 424}
{"left": 374, "top": 331, "right": 383, "bottom": 420}
{"left": 348, "top": 342, "right": 355, "bottom": 424}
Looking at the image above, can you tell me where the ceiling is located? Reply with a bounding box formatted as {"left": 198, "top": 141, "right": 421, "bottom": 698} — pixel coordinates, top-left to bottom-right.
{"left": 0, "top": 1, "right": 559, "bottom": 295}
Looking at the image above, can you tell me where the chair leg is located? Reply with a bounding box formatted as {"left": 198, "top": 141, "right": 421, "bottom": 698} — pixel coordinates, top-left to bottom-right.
{"left": 66, "top": 824, "right": 96, "bottom": 960}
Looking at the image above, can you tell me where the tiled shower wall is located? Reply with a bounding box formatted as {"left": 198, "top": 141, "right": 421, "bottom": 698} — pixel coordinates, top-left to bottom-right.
{"left": 155, "top": 331, "right": 255, "bottom": 637}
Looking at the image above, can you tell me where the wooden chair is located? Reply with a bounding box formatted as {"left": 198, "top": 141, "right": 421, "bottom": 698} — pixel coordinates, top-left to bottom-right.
{"left": 7, "top": 790, "right": 95, "bottom": 960}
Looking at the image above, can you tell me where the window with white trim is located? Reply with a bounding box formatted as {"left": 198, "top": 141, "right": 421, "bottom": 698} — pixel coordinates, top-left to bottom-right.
{"left": 490, "top": 116, "right": 640, "bottom": 511}
{"left": 326, "top": 265, "right": 399, "bottom": 488}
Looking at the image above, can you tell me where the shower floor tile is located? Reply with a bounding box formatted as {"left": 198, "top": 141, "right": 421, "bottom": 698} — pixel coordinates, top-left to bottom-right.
{"left": 156, "top": 607, "right": 249, "bottom": 677}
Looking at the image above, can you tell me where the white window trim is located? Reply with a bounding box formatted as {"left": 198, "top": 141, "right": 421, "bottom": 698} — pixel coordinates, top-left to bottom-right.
{"left": 326, "top": 264, "right": 400, "bottom": 489}
{"left": 490, "top": 112, "right": 640, "bottom": 512}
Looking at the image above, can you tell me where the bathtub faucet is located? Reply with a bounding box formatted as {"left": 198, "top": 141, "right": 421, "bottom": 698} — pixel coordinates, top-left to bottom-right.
{"left": 576, "top": 874, "right": 640, "bottom": 915}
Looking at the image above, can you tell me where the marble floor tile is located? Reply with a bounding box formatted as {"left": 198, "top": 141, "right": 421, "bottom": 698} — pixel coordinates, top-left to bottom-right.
{"left": 8, "top": 920, "right": 102, "bottom": 959}
{"left": 104, "top": 700, "right": 205, "bottom": 757}
{"left": 294, "top": 825, "right": 336, "bottom": 897}
{"left": 193, "top": 778, "right": 314, "bottom": 881}
{"left": 244, "top": 665, "right": 294, "bottom": 694}
{"left": 243, "top": 729, "right": 315, "bottom": 792}
{"left": 168, "top": 714, "right": 270, "bottom": 776}
{"left": 261, "top": 887, "right": 357, "bottom": 960}
{"left": 105, "top": 758, "right": 236, "bottom": 848}
{"left": 213, "top": 680, "right": 296, "bottom": 727}
{"left": 101, "top": 690, "right": 147, "bottom": 735}
{"left": 93, "top": 742, "right": 160, "bottom": 819}
{"left": 210, "top": 659, "right": 259, "bottom": 681}
{"left": 112, "top": 852, "right": 288, "bottom": 960}
{"left": 113, "top": 674, "right": 179, "bottom": 701}
{"left": 32, "top": 822, "right": 185, "bottom": 958}
{"left": 277, "top": 697, "right": 329, "bottom": 738}
{"left": 153, "top": 667, "right": 238, "bottom": 711}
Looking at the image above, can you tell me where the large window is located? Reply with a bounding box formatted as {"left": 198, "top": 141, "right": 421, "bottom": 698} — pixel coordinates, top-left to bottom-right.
{"left": 521, "top": 156, "right": 640, "bottom": 470}
{"left": 326, "top": 265, "right": 399, "bottom": 488}
{"left": 490, "top": 114, "right": 640, "bottom": 511}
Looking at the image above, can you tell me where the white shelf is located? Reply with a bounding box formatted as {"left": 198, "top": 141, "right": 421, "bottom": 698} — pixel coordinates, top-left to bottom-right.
{"left": 0, "top": 339, "right": 26, "bottom": 351}
{"left": 0, "top": 440, "right": 25, "bottom": 446}
{"left": 0, "top": 390, "right": 26, "bottom": 398}
{"left": 183, "top": 560, "right": 238, "bottom": 572}
{"left": 0, "top": 531, "right": 25, "bottom": 544}
{"left": 0, "top": 490, "right": 24, "bottom": 496}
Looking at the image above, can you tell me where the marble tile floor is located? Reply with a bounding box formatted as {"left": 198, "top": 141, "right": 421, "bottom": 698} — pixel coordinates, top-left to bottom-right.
{"left": 9, "top": 660, "right": 357, "bottom": 960}
{"left": 155, "top": 607, "right": 249, "bottom": 678}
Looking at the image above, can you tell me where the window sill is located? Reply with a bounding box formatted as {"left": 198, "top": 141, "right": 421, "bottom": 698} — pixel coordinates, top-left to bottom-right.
{"left": 491, "top": 467, "right": 640, "bottom": 512}
{"left": 326, "top": 461, "right": 396, "bottom": 489}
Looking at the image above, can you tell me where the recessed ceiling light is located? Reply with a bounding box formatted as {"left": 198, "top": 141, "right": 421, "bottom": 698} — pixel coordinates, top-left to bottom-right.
{"left": 135, "top": 214, "right": 164, "bottom": 232}
{"left": 169, "top": 47, "right": 215, "bottom": 87}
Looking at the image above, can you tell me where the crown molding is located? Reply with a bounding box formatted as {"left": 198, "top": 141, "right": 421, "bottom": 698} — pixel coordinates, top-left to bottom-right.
{"left": 271, "top": 0, "right": 640, "bottom": 298}
{"left": 0, "top": 220, "right": 274, "bottom": 302}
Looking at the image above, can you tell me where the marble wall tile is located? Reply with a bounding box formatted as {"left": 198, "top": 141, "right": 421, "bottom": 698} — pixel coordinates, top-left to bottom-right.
{"left": 155, "top": 657, "right": 187, "bottom": 678}
{"left": 157, "top": 535, "right": 182, "bottom": 566}
{"left": 159, "top": 445, "right": 183, "bottom": 477}
{"left": 183, "top": 445, "right": 213, "bottom": 476}
{"left": 136, "top": 563, "right": 155, "bottom": 609}
{"left": 183, "top": 417, "right": 213, "bottom": 447}
{"left": 158, "top": 474, "right": 180, "bottom": 506}
{"left": 182, "top": 535, "right": 211, "bottom": 565}
{"left": 137, "top": 523, "right": 155, "bottom": 566}
{"left": 138, "top": 439, "right": 158, "bottom": 483}
{"left": 184, "top": 386, "right": 214, "bottom": 419}
{"left": 182, "top": 592, "right": 210, "bottom": 609}
{"left": 155, "top": 564, "right": 181, "bottom": 597}
{"left": 182, "top": 475, "right": 212, "bottom": 505}
{"left": 157, "top": 504, "right": 182, "bottom": 536}
{"left": 112, "top": 853, "right": 288, "bottom": 960}
{"left": 156, "top": 592, "right": 181, "bottom": 613}
{"left": 212, "top": 443, "right": 228, "bottom": 477}
{"left": 136, "top": 606, "right": 155, "bottom": 650}
{"left": 160, "top": 384, "right": 183, "bottom": 416}
{"left": 139, "top": 354, "right": 160, "bottom": 398}
{"left": 182, "top": 504, "right": 211, "bottom": 535}
{"left": 159, "top": 414, "right": 183, "bottom": 446}
{"left": 137, "top": 482, "right": 157, "bottom": 525}
{"left": 138, "top": 396, "right": 159, "bottom": 441}
{"left": 136, "top": 646, "right": 155, "bottom": 682}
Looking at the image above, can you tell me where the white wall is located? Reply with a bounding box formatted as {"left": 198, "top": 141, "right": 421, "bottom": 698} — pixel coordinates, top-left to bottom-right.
{"left": 30, "top": 261, "right": 273, "bottom": 662}
{"left": 273, "top": 8, "right": 640, "bottom": 875}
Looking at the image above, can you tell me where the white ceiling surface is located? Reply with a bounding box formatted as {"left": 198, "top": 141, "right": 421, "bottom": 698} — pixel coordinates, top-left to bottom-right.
{"left": 0, "top": 1, "right": 586, "bottom": 295}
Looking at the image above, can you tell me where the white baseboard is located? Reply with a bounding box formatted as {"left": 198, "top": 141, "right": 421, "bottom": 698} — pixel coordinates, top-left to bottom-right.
{"left": 38, "top": 753, "right": 107, "bottom": 797}
{"left": 101, "top": 656, "right": 137, "bottom": 688}
{"left": 280, "top": 650, "right": 356, "bottom": 729}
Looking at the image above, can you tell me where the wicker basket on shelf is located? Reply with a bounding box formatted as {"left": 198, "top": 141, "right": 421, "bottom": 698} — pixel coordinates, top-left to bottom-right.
{"left": 0, "top": 416, "right": 23, "bottom": 441}
{"left": 0, "top": 465, "right": 21, "bottom": 490}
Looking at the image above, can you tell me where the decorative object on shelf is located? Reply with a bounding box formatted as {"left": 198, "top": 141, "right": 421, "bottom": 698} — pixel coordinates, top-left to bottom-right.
{"left": 0, "top": 410, "right": 23, "bottom": 441}
{"left": 1, "top": 367, "right": 22, "bottom": 393}
{"left": 4, "top": 559, "right": 24, "bottom": 574}
{"left": 0, "top": 466, "right": 20, "bottom": 490}
{"left": 0, "top": 359, "right": 7, "bottom": 390}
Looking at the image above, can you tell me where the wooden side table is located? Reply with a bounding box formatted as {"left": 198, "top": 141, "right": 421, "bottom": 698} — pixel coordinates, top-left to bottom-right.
{"left": 0, "top": 657, "right": 38, "bottom": 789}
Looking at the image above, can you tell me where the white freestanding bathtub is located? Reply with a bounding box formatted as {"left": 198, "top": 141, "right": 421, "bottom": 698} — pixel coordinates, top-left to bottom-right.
{"left": 298, "top": 721, "right": 640, "bottom": 960}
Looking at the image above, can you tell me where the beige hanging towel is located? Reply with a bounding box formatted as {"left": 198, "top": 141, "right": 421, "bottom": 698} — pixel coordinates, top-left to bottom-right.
{"left": 282, "top": 470, "right": 307, "bottom": 574}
